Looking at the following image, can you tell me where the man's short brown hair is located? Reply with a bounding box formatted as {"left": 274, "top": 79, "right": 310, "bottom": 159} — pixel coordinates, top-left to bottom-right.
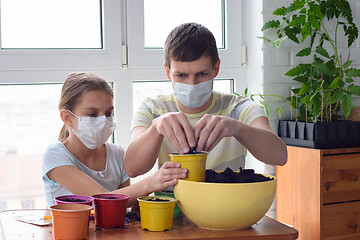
{"left": 164, "top": 23, "right": 219, "bottom": 68}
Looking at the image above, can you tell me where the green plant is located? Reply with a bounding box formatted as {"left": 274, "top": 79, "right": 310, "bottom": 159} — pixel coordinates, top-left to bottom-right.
{"left": 260, "top": 0, "right": 360, "bottom": 122}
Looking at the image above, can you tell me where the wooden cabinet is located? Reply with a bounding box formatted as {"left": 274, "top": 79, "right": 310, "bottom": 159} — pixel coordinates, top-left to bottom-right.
{"left": 276, "top": 146, "right": 360, "bottom": 240}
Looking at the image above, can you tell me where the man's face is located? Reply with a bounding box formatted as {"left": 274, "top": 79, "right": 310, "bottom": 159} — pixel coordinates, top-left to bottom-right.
{"left": 165, "top": 55, "right": 220, "bottom": 87}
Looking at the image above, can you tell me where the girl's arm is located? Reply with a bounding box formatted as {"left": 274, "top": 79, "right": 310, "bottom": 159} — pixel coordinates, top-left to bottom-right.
{"left": 47, "top": 161, "right": 187, "bottom": 207}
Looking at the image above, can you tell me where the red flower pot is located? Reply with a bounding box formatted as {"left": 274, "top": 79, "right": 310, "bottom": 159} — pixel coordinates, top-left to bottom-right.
{"left": 92, "top": 193, "right": 129, "bottom": 228}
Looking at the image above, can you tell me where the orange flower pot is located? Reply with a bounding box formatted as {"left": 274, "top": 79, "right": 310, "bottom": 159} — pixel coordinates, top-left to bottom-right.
{"left": 50, "top": 203, "right": 92, "bottom": 240}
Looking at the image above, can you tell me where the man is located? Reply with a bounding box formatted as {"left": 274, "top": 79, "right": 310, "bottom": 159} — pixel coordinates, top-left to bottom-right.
{"left": 124, "top": 23, "right": 287, "bottom": 180}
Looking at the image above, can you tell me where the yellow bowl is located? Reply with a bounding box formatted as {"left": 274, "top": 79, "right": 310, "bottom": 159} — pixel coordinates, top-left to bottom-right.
{"left": 169, "top": 152, "right": 207, "bottom": 182}
{"left": 174, "top": 174, "right": 276, "bottom": 230}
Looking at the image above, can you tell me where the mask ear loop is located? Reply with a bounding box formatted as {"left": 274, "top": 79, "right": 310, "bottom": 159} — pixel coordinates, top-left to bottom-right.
{"left": 67, "top": 110, "right": 78, "bottom": 118}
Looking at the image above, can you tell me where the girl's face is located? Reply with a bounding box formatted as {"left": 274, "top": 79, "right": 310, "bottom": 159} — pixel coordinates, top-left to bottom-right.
{"left": 70, "top": 90, "right": 114, "bottom": 131}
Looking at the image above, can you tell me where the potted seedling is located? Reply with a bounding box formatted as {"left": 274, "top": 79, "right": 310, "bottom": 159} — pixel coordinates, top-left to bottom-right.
{"left": 255, "top": 0, "right": 360, "bottom": 148}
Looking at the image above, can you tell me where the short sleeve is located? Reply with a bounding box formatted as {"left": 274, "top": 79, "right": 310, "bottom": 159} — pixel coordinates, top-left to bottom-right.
{"left": 131, "top": 101, "right": 154, "bottom": 131}
{"left": 238, "top": 101, "right": 267, "bottom": 125}
{"left": 42, "top": 143, "right": 75, "bottom": 185}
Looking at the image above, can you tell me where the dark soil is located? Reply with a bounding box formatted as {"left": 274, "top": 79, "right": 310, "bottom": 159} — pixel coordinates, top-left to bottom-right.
{"left": 61, "top": 198, "right": 85, "bottom": 202}
{"left": 105, "top": 197, "right": 118, "bottom": 199}
{"left": 147, "top": 198, "right": 170, "bottom": 202}
{"left": 205, "top": 167, "right": 273, "bottom": 183}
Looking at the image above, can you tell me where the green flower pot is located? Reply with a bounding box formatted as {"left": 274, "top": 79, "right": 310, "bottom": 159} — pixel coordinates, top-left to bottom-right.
{"left": 154, "top": 189, "right": 182, "bottom": 220}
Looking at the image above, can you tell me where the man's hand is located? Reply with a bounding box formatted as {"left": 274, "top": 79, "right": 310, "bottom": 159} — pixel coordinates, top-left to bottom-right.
{"left": 194, "top": 114, "right": 241, "bottom": 152}
{"left": 152, "top": 112, "right": 196, "bottom": 154}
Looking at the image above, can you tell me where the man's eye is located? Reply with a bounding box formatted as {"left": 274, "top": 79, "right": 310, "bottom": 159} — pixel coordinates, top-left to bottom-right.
{"left": 88, "top": 113, "right": 97, "bottom": 117}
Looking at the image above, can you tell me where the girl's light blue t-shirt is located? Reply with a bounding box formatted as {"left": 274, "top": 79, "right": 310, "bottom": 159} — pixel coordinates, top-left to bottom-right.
{"left": 42, "top": 141, "right": 129, "bottom": 206}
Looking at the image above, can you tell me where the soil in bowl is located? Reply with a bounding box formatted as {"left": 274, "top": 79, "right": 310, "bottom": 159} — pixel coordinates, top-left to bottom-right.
{"left": 205, "top": 167, "right": 273, "bottom": 183}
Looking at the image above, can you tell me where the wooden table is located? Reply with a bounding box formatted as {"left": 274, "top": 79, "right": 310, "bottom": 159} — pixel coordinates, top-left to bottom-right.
{"left": 0, "top": 209, "right": 298, "bottom": 240}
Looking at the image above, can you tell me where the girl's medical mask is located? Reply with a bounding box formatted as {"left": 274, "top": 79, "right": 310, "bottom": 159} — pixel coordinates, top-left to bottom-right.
{"left": 68, "top": 110, "right": 116, "bottom": 150}
{"left": 173, "top": 79, "right": 213, "bottom": 108}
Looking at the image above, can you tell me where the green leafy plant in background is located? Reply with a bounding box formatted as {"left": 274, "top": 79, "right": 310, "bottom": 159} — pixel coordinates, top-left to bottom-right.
{"left": 260, "top": 0, "right": 360, "bottom": 122}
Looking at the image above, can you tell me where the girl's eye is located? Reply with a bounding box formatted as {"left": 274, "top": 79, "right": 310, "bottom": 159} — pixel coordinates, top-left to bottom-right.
{"left": 106, "top": 112, "right": 114, "bottom": 117}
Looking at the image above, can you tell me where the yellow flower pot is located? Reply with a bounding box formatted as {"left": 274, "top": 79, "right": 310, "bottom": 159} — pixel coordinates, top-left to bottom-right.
{"left": 169, "top": 152, "right": 207, "bottom": 182}
{"left": 137, "top": 196, "right": 177, "bottom": 231}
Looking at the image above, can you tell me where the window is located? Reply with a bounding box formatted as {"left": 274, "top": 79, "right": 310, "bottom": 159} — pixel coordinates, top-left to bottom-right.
{"left": 127, "top": 0, "right": 242, "bottom": 69}
{"left": 144, "top": 0, "right": 224, "bottom": 49}
{"left": 1, "top": 0, "right": 102, "bottom": 49}
{"left": 0, "top": 84, "right": 63, "bottom": 210}
{"left": 0, "top": 0, "right": 122, "bottom": 83}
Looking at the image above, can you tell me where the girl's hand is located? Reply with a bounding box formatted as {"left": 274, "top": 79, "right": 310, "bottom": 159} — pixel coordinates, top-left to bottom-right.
{"left": 149, "top": 161, "right": 188, "bottom": 193}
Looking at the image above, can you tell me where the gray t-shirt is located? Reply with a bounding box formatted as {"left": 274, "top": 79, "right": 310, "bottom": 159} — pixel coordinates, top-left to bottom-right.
{"left": 42, "top": 141, "right": 129, "bottom": 206}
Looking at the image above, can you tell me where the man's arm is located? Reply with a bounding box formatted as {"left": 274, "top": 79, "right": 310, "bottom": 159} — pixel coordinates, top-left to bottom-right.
{"left": 194, "top": 115, "right": 287, "bottom": 166}
{"left": 124, "top": 112, "right": 196, "bottom": 177}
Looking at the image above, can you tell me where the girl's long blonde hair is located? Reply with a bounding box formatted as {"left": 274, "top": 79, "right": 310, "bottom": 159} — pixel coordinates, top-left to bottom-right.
{"left": 58, "top": 72, "right": 113, "bottom": 142}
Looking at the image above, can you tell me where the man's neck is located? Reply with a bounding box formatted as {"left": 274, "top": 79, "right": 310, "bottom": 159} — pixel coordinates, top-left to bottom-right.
{"left": 177, "top": 94, "right": 213, "bottom": 114}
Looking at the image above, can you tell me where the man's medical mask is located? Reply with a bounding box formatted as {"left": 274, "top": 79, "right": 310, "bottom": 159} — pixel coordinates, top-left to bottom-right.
{"left": 173, "top": 79, "right": 213, "bottom": 108}
{"left": 68, "top": 110, "right": 116, "bottom": 150}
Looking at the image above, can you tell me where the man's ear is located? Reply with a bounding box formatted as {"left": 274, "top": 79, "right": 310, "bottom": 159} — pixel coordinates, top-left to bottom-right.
{"left": 213, "top": 59, "right": 221, "bottom": 78}
{"left": 60, "top": 109, "right": 74, "bottom": 128}
{"left": 164, "top": 63, "right": 172, "bottom": 80}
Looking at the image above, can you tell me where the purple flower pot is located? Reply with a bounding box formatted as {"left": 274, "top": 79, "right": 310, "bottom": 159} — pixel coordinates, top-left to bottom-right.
{"left": 54, "top": 195, "right": 94, "bottom": 206}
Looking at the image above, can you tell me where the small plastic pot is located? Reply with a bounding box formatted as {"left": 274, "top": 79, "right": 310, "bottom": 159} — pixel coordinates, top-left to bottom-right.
{"left": 169, "top": 152, "right": 207, "bottom": 182}
{"left": 92, "top": 193, "right": 129, "bottom": 228}
{"left": 154, "top": 189, "right": 182, "bottom": 220}
{"left": 54, "top": 194, "right": 94, "bottom": 206}
{"left": 50, "top": 203, "right": 92, "bottom": 240}
{"left": 138, "top": 196, "right": 177, "bottom": 231}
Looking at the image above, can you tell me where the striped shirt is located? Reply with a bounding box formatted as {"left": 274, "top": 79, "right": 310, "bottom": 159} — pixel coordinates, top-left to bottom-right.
{"left": 131, "top": 91, "right": 266, "bottom": 171}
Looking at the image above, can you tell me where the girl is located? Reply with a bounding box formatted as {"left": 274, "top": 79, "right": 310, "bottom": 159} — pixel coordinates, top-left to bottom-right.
{"left": 42, "top": 72, "right": 187, "bottom": 207}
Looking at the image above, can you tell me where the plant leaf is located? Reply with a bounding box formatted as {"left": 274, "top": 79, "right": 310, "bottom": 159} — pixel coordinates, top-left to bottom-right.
{"left": 342, "top": 94, "right": 354, "bottom": 119}
{"left": 257, "top": 36, "right": 272, "bottom": 42}
{"left": 261, "top": 20, "right": 280, "bottom": 31}
{"left": 297, "top": 84, "right": 310, "bottom": 96}
{"left": 313, "top": 61, "right": 333, "bottom": 76}
{"left": 285, "top": 64, "right": 310, "bottom": 76}
{"left": 273, "top": 6, "right": 287, "bottom": 16}
{"left": 296, "top": 47, "right": 312, "bottom": 57}
{"left": 347, "top": 84, "right": 360, "bottom": 96}
{"left": 284, "top": 27, "right": 300, "bottom": 43}
{"left": 343, "top": 60, "right": 352, "bottom": 69}
{"left": 315, "top": 46, "right": 330, "bottom": 58}
{"left": 275, "top": 108, "right": 283, "bottom": 118}
{"left": 309, "top": 15, "right": 320, "bottom": 31}
{"left": 329, "top": 75, "right": 342, "bottom": 89}
{"left": 345, "top": 68, "right": 360, "bottom": 77}
{"left": 328, "top": 89, "right": 343, "bottom": 104}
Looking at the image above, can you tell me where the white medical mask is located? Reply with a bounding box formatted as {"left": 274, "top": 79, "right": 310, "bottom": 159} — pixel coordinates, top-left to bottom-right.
{"left": 68, "top": 110, "right": 116, "bottom": 150}
{"left": 173, "top": 79, "right": 213, "bottom": 108}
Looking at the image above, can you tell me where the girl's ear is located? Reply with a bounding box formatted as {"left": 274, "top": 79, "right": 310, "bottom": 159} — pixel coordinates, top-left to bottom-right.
{"left": 60, "top": 109, "right": 74, "bottom": 128}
